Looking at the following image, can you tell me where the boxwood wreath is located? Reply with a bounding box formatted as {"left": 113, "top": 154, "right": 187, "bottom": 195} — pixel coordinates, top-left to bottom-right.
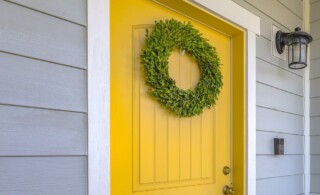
{"left": 141, "top": 19, "right": 223, "bottom": 117}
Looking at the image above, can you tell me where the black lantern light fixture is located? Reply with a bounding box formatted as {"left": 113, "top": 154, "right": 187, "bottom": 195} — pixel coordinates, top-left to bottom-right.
{"left": 275, "top": 27, "right": 313, "bottom": 69}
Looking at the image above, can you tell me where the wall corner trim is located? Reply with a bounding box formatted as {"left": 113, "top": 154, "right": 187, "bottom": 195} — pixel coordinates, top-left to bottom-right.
{"left": 88, "top": 0, "right": 110, "bottom": 194}
{"left": 303, "top": 0, "right": 311, "bottom": 194}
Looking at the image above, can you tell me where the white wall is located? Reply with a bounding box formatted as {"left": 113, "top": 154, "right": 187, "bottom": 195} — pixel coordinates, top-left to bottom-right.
{"left": 310, "top": 0, "right": 320, "bottom": 194}
{"left": 232, "top": 0, "right": 305, "bottom": 194}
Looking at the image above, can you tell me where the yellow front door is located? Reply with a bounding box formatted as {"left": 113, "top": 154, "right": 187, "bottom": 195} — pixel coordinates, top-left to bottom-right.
{"left": 111, "top": 1, "right": 244, "bottom": 194}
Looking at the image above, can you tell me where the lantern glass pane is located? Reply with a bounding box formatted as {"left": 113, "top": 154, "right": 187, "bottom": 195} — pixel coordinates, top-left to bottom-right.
{"left": 288, "top": 40, "right": 307, "bottom": 69}
{"left": 288, "top": 44, "right": 293, "bottom": 64}
{"left": 293, "top": 42, "right": 300, "bottom": 62}
{"left": 300, "top": 43, "right": 306, "bottom": 63}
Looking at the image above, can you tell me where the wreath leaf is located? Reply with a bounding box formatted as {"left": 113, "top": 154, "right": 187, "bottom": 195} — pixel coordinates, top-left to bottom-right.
{"left": 141, "top": 19, "right": 223, "bottom": 117}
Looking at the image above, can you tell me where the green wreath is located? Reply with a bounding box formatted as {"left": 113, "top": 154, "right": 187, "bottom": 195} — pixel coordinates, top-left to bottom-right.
{"left": 141, "top": 19, "right": 223, "bottom": 117}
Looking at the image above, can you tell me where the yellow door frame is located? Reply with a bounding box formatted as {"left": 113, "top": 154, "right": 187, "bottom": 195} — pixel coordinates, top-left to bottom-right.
{"left": 86, "top": 0, "right": 260, "bottom": 194}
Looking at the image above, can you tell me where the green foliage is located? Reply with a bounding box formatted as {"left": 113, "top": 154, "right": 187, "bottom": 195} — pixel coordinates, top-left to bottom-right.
{"left": 141, "top": 19, "right": 223, "bottom": 117}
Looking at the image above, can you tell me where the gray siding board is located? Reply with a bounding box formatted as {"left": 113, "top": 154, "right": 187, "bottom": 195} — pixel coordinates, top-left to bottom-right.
{"left": 256, "top": 155, "right": 304, "bottom": 179}
{"left": 0, "top": 1, "right": 88, "bottom": 194}
{"left": 311, "top": 136, "right": 320, "bottom": 154}
{"left": 7, "top": 0, "right": 86, "bottom": 25}
{"left": 257, "top": 83, "right": 304, "bottom": 115}
{"left": 257, "top": 175, "right": 303, "bottom": 195}
{"left": 0, "top": 105, "right": 87, "bottom": 156}
{"left": 311, "top": 20, "right": 320, "bottom": 41}
{"left": 233, "top": 0, "right": 302, "bottom": 31}
{"left": 311, "top": 0, "right": 320, "bottom": 4}
{"left": 311, "top": 1, "right": 320, "bottom": 22}
{"left": 311, "top": 78, "right": 320, "bottom": 98}
{"left": 245, "top": 0, "right": 302, "bottom": 30}
{"left": 311, "top": 117, "right": 320, "bottom": 135}
{"left": 311, "top": 98, "right": 320, "bottom": 117}
{"left": 257, "top": 131, "right": 303, "bottom": 155}
{"left": 311, "top": 155, "right": 320, "bottom": 174}
{"left": 257, "top": 107, "right": 303, "bottom": 135}
{"left": 311, "top": 175, "right": 320, "bottom": 193}
{"left": 257, "top": 58, "right": 303, "bottom": 96}
{"left": 311, "top": 40, "right": 320, "bottom": 60}
{"left": 231, "top": 0, "right": 284, "bottom": 41}
{"left": 278, "top": 0, "right": 303, "bottom": 19}
{"left": 0, "top": 1, "right": 86, "bottom": 69}
{"left": 257, "top": 37, "right": 304, "bottom": 76}
{"left": 311, "top": 58, "right": 320, "bottom": 79}
{"left": 0, "top": 157, "right": 87, "bottom": 195}
{"left": 0, "top": 52, "right": 86, "bottom": 112}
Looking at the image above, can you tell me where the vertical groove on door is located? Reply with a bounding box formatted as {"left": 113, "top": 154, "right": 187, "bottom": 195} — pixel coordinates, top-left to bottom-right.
{"left": 179, "top": 51, "right": 192, "bottom": 180}
{"left": 138, "top": 29, "right": 155, "bottom": 184}
{"left": 168, "top": 48, "right": 181, "bottom": 182}
{"left": 155, "top": 103, "right": 168, "bottom": 182}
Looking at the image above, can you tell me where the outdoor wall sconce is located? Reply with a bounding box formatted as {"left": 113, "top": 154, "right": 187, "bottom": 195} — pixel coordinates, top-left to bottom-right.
{"left": 275, "top": 27, "right": 313, "bottom": 69}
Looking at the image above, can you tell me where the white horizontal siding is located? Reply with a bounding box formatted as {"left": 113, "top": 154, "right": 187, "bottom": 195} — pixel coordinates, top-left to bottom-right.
{"left": 278, "top": 0, "right": 303, "bottom": 19}
{"left": 0, "top": 157, "right": 87, "bottom": 195}
{"left": 257, "top": 175, "right": 303, "bottom": 195}
{"left": 311, "top": 175, "right": 320, "bottom": 193}
{"left": 8, "top": 0, "right": 86, "bottom": 25}
{"left": 257, "top": 83, "right": 303, "bottom": 115}
{"left": 310, "top": 58, "right": 320, "bottom": 79}
{"left": 256, "top": 37, "right": 304, "bottom": 76}
{"left": 311, "top": 1, "right": 320, "bottom": 22}
{"left": 310, "top": 98, "right": 320, "bottom": 116}
{"left": 311, "top": 20, "right": 320, "bottom": 41}
{"left": 311, "top": 78, "right": 320, "bottom": 98}
{"left": 0, "top": 105, "right": 87, "bottom": 156}
{"left": 0, "top": 1, "right": 88, "bottom": 194}
{"left": 311, "top": 117, "right": 320, "bottom": 135}
{"left": 311, "top": 40, "right": 320, "bottom": 60}
{"left": 311, "top": 137, "right": 320, "bottom": 154}
{"left": 256, "top": 131, "right": 303, "bottom": 155}
{"left": 245, "top": 0, "right": 302, "bottom": 30}
{"left": 0, "top": 1, "right": 86, "bottom": 68}
{"left": 311, "top": 155, "right": 320, "bottom": 174}
{"left": 0, "top": 52, "right": 86, "bottom": 112}
{"left": 256, "top": 155, "right": 304, "bottom": 179}
{"left": 257, "top": 58, "right": 303, "bottom": 96}
{"left": 257, "top": 107, "right": 303, "bottom": 135}
{"left": 311, "top": 0, "right": 320, "bottom": 4}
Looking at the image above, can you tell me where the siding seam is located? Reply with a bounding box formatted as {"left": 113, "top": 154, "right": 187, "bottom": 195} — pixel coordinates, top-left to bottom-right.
{"left": 257, "top": 105, "right": 304, "bottom": 117}
{"left": 256, "top": 56, "right": 303, "bottom": 78}
{"left": 0, "top": 50, "right": 87, "bottom": 71}
{"left": 256, "top": 129, "right": 304, "bottom": 136}
{"left": 0, "top": 103, "right": 87, "bottom": 114}
{"left": 257, "top": 81, "right": 303, "bottom": 97}
{"left": 3, "top": 0, "right": 86, "bottom": 27}
{"left": 257, "top": 174, "right": 305, "bottom": 180}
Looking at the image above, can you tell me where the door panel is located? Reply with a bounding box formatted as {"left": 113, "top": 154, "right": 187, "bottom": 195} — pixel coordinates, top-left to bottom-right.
{"left": 111, "top": 0, "right": 231, "bottom": 194}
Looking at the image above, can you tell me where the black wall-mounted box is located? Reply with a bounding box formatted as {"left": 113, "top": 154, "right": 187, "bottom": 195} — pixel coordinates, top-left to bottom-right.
{"left": 274, "top": 138, "right": 284, "bottom": 155}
